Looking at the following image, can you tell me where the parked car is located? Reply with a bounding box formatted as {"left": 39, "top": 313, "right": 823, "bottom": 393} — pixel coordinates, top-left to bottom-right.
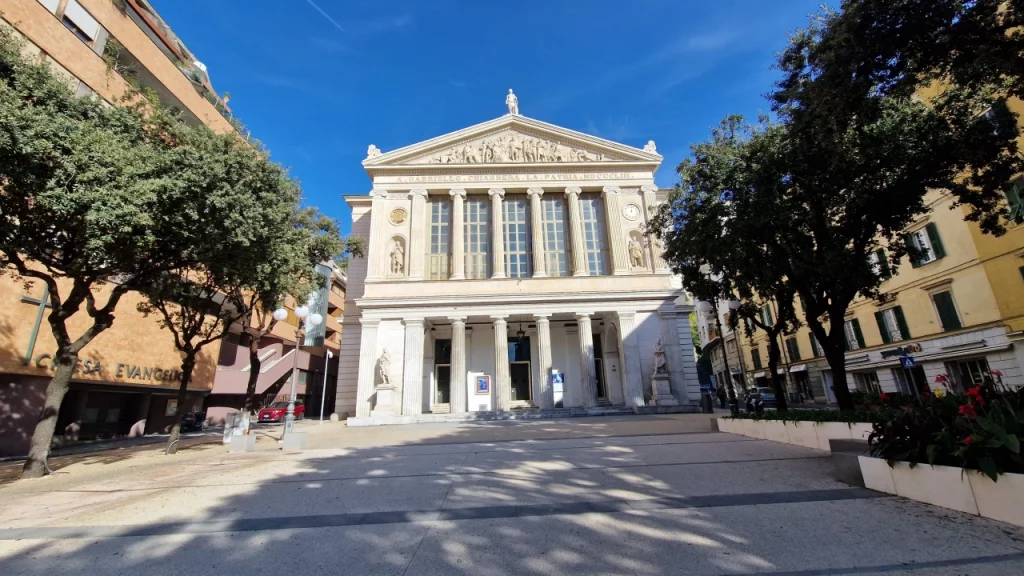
{"left": 180, "top": 411, "right": 206, "bottom": 433}
{"left": 744, "top": 387, "right": 777, "bottom": 412}
{"left": 257, "top": 401, "right": 304, "bottom": 423}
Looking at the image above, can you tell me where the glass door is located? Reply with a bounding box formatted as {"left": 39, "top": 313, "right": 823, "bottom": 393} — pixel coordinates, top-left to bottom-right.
{"left": 508, "top": 336, "right": 532, "bottom": 405}
{"left": 434, "top": 339, "right": 451, "bottom": 405}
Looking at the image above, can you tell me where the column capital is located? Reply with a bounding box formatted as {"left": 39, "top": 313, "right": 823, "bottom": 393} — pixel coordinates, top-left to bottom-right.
{"left": 601, "top": 185, "right": 621, "bottom": 196}
{"left": 488, "top": 187, "right": 506, "bottom": 198}
{"left": 640, "top": 184, "right": 659, "bottom": 194}
{"left": 532, "top": 313, "right": 552, "bottom": 320}
{"left": 449, "top": 188, "right": 467, "bottom": 199}
{"left": 370, "top": 188, "right": 389, "bottom": 199}
{"left": 359, "top": 318, "right": 381, "bottom": 327}
{"left": 527, "top": 187, "right": 545, "bottom": 197}
{"left": 616, "top": 311, "right": 636, "bottom": 321}
{"left": 448, "top": 315, "right": 467, "bottom": 324}
{"left": 489, "top": 315, "right": 508, "bottom": 323}
{"left": 403, "top": 317, "right": 426, "bottom": 326}
{"left": 564, "top": 186, "right": 582, "bottom": 197}
{"left": 408, "top": 189, "right": 428, "bottom": 198}
{"left": 574, "top": 312, "right": 594, "bottom": 321}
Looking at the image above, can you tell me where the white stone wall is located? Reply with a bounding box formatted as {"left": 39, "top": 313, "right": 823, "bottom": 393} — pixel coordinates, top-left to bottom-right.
{"left": 334, "top": 201, "right": 372, "bottom": 417}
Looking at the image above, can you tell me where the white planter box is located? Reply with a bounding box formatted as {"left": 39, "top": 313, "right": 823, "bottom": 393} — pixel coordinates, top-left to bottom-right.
{"left": 813, "top": 422, "right": 855, "bottom": 452}
{"left": 857, "top": 457, "right": 1024, "bottom": 527}
{"left": 763, "top": 421, "right": 788, "bottom": 443}
{"left": 785, "top": 421, "right": 820, "bottom": 450}
{"left": 850, "top": 423, "right": 873, "bottom": 441}
{"left": 718, "top": 418, "right": 872, "bottom": 454}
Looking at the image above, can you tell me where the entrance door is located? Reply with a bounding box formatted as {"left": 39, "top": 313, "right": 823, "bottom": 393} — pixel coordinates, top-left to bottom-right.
{"left": 593, "top": 333, "right": 608, "bottom": 400}
{"left": 508, "top": 336, "right": 532, "bottom": 405}
{"left": 434, "top": 339, "right": 452, "bottom": 405}
{"left": 822, "top": 370, "right": 836, "bottom": 404}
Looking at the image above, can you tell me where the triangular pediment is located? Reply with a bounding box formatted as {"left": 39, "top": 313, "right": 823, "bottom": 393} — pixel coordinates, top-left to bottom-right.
{"left": 363, "top": 114, "right": 661, "bottom": 170}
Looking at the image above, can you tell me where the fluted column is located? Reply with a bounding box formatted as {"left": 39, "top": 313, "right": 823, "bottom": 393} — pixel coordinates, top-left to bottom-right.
{"left": 641, "top": 184, "right": 670, "bottom": 273}
{"left": 565, "top": 186, "right": 588, "bottom": 276}
{"left": 354, "top": 318, "right": 380, "bottom": 418}
{"left": 407, "top": 189, "right": 428, "bottom": 281}
{"left": 576, "top": 313, "right": 597, "bottom": 408}
{"left": 366, "top": 189, "right": 388, "bottom": 282}
{"left": 491, "top": 315, "right": 510, "bottom": 410}
{"left": 535, "top": 313, "right": 553, "bottom": 409}
{"left": 449, "top": 189, "right": 466, "bottom": 280}
{"left": 617, "top": 312, "right": 646, "bottom": 407}
{"left": 602, "top": 186, "right": 628, "bottom": 275}
{"left": 450, "top": 316, "right": 467, "bottom": 413}
{"left": 527, "top": 187, "right": 546, "bottom": 278}
{"left": 489, "top": 188, "right": 506, "bottom": 279}
{"left": 401, "top": 318, "right": 425, "bottom": 415}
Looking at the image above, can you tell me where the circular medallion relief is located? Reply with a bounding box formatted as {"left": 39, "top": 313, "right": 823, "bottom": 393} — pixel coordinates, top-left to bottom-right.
{"left": 622, "top": 203, "right": 642, "bottom": 221}
{"left": 388, "top": 208, "right": 408, "bottom": 226}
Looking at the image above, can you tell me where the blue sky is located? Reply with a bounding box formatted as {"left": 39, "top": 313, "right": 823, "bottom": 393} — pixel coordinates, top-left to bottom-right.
{"left": 152, "top": 0, "right": 825, "bottom": 235}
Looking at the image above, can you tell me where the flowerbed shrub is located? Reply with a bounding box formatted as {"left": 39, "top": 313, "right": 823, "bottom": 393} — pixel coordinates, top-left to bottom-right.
{"left": 869, "top": 373, "right": 1023, "bottom": 481}
{"left": 728, "top": 409, "right": 885, "bottom": 424}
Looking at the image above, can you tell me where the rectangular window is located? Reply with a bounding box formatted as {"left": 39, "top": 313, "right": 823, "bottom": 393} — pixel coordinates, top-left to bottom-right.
{"left": 875, "top": 306, "right": 910, "bottom": 344}
{"left": 427, "top": 198, "right": 450, "bottom": 280}
{"left": 760, "top": 305, "right": 774, "bottom": 327}
{"left": 38, "top": 0, "right": 60, "bottom": 14}
{"left": 502, "top": 196, "right": 531, "bottom": 279}
{"left": 932, "top": 290, "right": 962, "bottom": 331}
{"left": 869, "top": 248, "right": 891, "bottom": 280}
{"left": 844, "top": 319, "right": 865, "bottom": 351}
{"left": 752, "top": 348, "right": 762, "bottom": 370}
{"left": 853, "top": 372, "right": 881, "bottom": 394}
{"left": 891, "top": 368, "right": 915, "bottom": 396}
{"left": 785, "top": 337, "right": 801, "bottom": 362}
{"left": 62, "top": 0, "right": 100, "bottom": 44}
{"left": 1006, "top": 178, "right": 1024, "bottom": 224}
{"left": 579, "top": 194, "right": 608, "bottom": 275}
{"left": 946, "top": 358, "right": 990, "bottom": 388}
{"left": 541, "top": 196, "right": 570, "bottom": 276}
{"left": 464, "top": 197, "right": 490, "bottom": 279}
{"left": 907, "top": 223, "right": 945, "bottom": 267}
{"left": 809, "top": 333, "right": 823, "bottom": 358}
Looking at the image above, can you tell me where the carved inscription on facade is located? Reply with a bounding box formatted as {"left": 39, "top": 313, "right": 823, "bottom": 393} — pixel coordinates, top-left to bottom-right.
{"left": 390, "top": 172, "right": 640, "bottom": 184}
{"left": 405, "top": 130, "right": 628, "bottom": 165}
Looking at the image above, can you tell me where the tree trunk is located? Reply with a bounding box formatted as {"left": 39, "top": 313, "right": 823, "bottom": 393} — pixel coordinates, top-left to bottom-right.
{"left": 766, "top": 333, "right": 789, "bottom": 412}
{"left": 824, "top": 344, "right": 854, "bottom": 412}
{"left": 21, "top": 353, "right": 77, "bottom": 478}
{"left": 166, "top": 356, "right": 196, "bottom": 455}
{"left": 241, "top": 338, "right": 263, "bottom": 434}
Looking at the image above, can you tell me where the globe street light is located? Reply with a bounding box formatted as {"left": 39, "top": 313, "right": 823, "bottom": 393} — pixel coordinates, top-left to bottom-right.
{"left": 274, "top": 301, "right": 322, "bottom": 441}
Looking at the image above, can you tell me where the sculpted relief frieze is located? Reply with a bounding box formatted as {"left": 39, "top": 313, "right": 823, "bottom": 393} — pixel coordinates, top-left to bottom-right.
{"left": 403, "top": 129, "right": 629, "bottom": 165}
{"left": 384, "top": 171, "right": 647, "bottom": 185}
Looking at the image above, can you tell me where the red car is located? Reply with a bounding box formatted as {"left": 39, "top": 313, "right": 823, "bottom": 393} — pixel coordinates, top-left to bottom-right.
{"left": 257, "top": 401, "right": 304, "bottom": 423}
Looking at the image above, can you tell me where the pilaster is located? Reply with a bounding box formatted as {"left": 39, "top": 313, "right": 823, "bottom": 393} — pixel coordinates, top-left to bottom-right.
{"left": 401, "top": 318, "right": 425, "bottom": 415}
{"left": 527, "top": 187, "right": 547, "bottom": 278}
{"left": 366, "top": 189, "right": 388, "bottom": 282}
{"left": 576, "top": 313, "right": 598, "bottom": 408}
{"left": 491, "top": 315, "right": 510, "bottom": 410}
{"left": 657, "top": 309, "right": 688, "bottom": 405}
{"left": 602, "top": 186, "right": 629, "bottom": 275}
{"left": 354, "top": 318, "right": 380, "bottom": 418}
{"left": 641, "top": 184, "right": 670, "bottom": 274}
{"left": 565, "top": 186, "right": 588, "bottom": 277}
{"left": 534, "top": 313, "right": 553, "bottom": 409}
{"left": 407, "top": 189, "right": 428, "bottom": 281}
{"left": 450, "top": 316, "right": 467, "bottom": 413}
{"left": 449, "top": 189, "right": 466, "bottom": 280}
{"left": 617, "top": 312, "right": 646, "bottom": 407}
{"left": 489, "top": 188, "right": 506, "bottom": 279}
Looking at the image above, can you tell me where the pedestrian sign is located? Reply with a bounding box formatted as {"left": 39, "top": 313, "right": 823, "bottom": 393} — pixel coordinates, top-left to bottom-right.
{"left": 900, "top": 356, "right": 916, "bottom": 369}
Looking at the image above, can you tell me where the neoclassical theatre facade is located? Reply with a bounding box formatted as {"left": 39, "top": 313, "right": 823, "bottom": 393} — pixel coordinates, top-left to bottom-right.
{"left": 337, "top": 94, "right": 699, "bottom": 424}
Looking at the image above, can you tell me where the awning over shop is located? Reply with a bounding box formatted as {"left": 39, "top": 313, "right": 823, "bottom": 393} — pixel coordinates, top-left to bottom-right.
{"left": 753, "top": 371, "right": 767, "bottom": 379}
{"left": 789, "top": 364, "right": 808, "bottom": 373}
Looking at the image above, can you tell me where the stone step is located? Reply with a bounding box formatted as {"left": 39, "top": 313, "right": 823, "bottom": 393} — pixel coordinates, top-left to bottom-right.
{"left": 346, "top": 404, "right": 699, "bottom": 427}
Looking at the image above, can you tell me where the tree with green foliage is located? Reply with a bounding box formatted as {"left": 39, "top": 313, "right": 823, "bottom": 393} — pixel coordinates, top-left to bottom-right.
{"left": 0, "top": 26, "right": 219, "bottom": 477}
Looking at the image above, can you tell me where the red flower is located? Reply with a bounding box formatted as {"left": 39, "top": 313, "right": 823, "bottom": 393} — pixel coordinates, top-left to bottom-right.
{"left": 963, "top": 436, "right": 974, "bottom": 445}
{"left": 991, "top": 370, "right": 1003, "bottom": 378}
{"left": 958, "top": 404, "right": 977, "bottom": 418}
{"left": 880, "top": 393, "right": 890, "bottom": 401}
{"left": 966, "top": 386, "right": 986, "bottom": 407}
{"left": 935, "top": 374, "right": 950, "bottom": 384}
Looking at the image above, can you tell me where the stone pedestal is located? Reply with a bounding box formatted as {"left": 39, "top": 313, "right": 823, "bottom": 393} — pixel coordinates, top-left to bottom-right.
{"left": 650, "top": 373, "right": 678, "bottom": 406}
{"left": 229, "top": 433, "right": 257, "bottom": 453}
{"left": 372, "top": 385, "right": 399, "bottom": 417}
{"left": 282, "top": 431, "right": 307, "bottom": 451}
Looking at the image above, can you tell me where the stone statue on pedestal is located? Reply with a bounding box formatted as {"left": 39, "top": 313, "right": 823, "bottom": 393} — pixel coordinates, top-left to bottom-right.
{"left": 653, "top": 339, "right": 668, "bottom": 374}
{"left": 377, "top": 348, "right": 392, "bottom": 386}
{"left": 649, "top": 339, "right": 678, "bottom": 406}
{"left": 628, "top": 238, "right": 645, "bottom": 268}
{"left": 390, "top": 241, "right": 404, "bottom": 275}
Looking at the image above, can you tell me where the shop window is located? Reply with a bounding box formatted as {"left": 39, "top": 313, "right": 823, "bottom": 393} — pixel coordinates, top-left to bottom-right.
{"left": 945, "top": 358, "right": 991, "bottom": 389}
{"left": 853, "top": 372, "right": 881, "bottom": 394}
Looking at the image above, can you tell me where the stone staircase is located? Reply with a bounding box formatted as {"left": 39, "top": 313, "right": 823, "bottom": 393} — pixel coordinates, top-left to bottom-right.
{"left": 347, "top": 403, "right": 699, "bottom": 427}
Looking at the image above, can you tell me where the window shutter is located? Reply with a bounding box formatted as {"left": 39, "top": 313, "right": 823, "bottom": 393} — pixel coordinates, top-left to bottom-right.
{"left": 893, "top": 306, "right": 911, "bottom": 340}
{"left": 788, "top": 338, "right": 801, "bottom": 361}
{"left": 925, "top": 223, "right": 946, "bottom": 259}
{"left": 852, "top": 319, "right": 866, "bottom": 348}
{"left": 1008, "top": 180, "right": 1024, "bottom": 224}
{"left": 933, "top": 291, "right": 962, "bottom": 331}
{"left": 875, "top": 249, "right": 891, "bottom": 280}
{"left": 843, "top": 326, "right": 851, "bottom": 351}
{"left": 809, "top": 334, "right": 820, "bottom": 357}
{"left": 874, "top": 311, "right": 891, "bottom": 344}
{"left": 904, "top": 233, "right": 921, "bottom": 268}
{"left": 766, "top": 307, "right": 774, "bottom": 326}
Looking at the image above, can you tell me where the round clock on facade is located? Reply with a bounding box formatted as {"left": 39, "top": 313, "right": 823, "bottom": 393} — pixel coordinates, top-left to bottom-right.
{"left": 389, "top": 208, "right": 408, "bottom": 226}
{"left": 622, "top": 203, "right": 642, "bottom": 221}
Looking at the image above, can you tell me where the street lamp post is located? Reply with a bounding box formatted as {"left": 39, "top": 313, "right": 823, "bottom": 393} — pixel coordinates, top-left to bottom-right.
{"left": 273, "top": 303, "right": 323, "bottom": 440}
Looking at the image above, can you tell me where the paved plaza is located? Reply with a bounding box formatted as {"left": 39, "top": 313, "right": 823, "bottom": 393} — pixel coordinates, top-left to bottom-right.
{"left": 2, "top": 414, "right": 1023, "bottom": 575}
